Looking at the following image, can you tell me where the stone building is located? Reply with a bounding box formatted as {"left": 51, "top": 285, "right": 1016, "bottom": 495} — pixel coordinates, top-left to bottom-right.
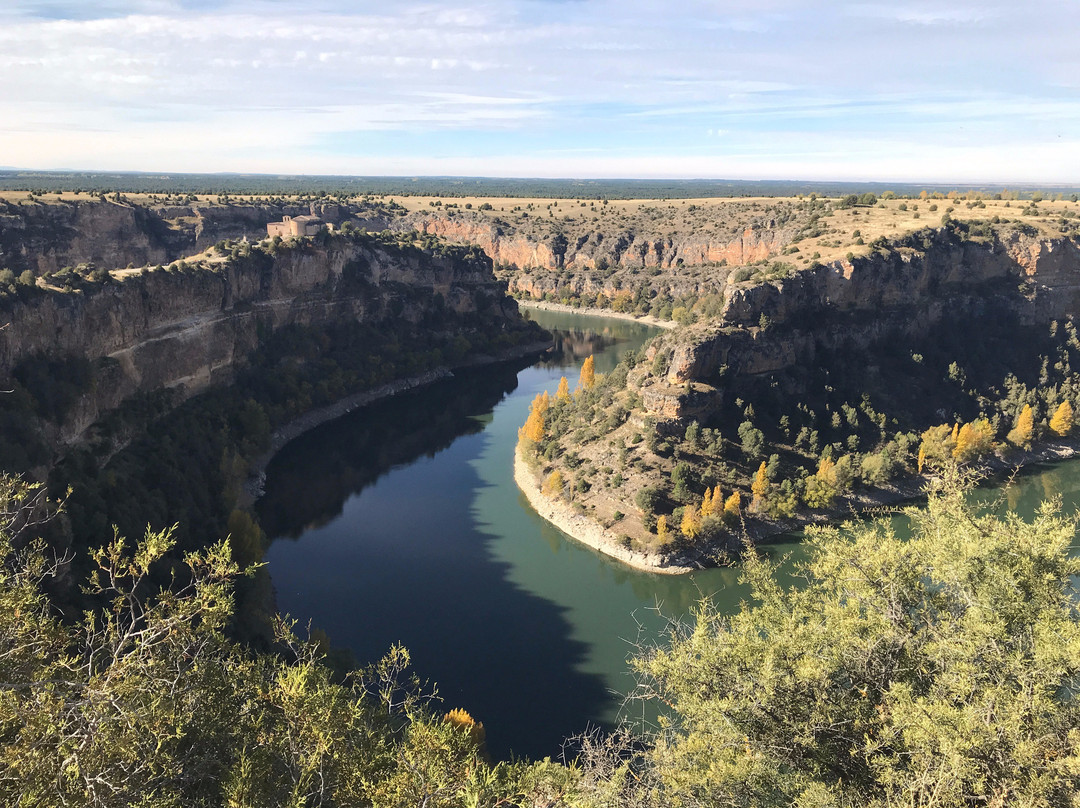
{"left": 267, "top": 214, "right": 325, "bottom": 238}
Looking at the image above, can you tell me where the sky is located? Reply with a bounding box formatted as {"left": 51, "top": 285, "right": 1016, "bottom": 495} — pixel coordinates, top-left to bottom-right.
{"left": 1, "top": 0, "right": 1079, "bottom": 182}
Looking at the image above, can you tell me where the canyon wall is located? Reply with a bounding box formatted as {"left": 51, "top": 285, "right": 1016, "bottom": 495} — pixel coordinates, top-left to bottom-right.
{"left": 0, "top": 199, "right": 391, "bottom": 274}
{"left": 637, "top": 228, "right": 1080, "bottom": 423}
{"left": 0, "top": 234, "right": 524, "bottom": 447}
{"left": 399, "top": 212, "right": 794, "bottom": 273}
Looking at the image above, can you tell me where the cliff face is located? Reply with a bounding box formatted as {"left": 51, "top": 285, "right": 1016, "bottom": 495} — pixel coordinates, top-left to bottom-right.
{"left": 0, "top": 235, "right": 521, "bottom": 447}
{"left": 0, "top": 199, "right": 393, "bottom": 274}
{"left": 642, "top": 228, "right": 1080, "bottom": 422}
{"left": 401, "top": 213, "right": 793, "bottom": 272}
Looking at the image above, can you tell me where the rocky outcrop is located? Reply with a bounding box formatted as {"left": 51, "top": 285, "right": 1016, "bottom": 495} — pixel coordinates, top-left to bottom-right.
{"left": 399, "top": 212, "right": 794, "bottom": 272}
{"left": 0, "top": 234, "right": 526, "bottom": 448}
{"left": 639, "top": 227, "right": 1080, "bottom": 424}
{"left": 0, "top": 199, "right": 396, "bottom": 274}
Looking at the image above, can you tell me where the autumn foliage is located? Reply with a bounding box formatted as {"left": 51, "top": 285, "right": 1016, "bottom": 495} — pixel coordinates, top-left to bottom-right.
{"left": 555, "top": 376, "right": 570, "bottom": 401}
{"left": 541, "top": 469, "right": 564, "bottom": 498}
{"left": 578, "top": 355, "right": 596, "bottom": 391}
{"left": 1007, "top": 403, "right": 1035, "bottom": 449}
{"left": 1050, "top": 400, "right": 1074, "bottom": 436}
{"left": 518, "top": 391, "right": 550, "bottom": 446}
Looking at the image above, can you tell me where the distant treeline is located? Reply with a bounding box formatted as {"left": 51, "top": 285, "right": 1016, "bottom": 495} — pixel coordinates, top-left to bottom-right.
{"left": 2, "top": 170, "right": 1077, "bottom": 200}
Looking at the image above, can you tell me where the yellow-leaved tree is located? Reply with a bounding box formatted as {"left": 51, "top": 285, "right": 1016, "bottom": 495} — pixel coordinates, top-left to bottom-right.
{"left": 518, "top": 392, "right": 549, "bottom": 447}
{"left": 750, "top": 462, "right": 769, "bottom": 511}
{"left": 555, "top": 376, "right": 570, "bottom": 401}
{"left": 541, "top": 469, "right": 564, "bottom": 499}
{"left": 681, "top": 506, "right": 701, "bottom": 539}
{"left": 952, "top": 418, "right": 994, "bottom": 463}
{"left": 656, "top": 515, "right": 668, "bottom": 541}
{"left": 700, "top": 486, "right": 719, "bottom": 519}
{"left": 578, "top": 355, "right": 596, "bottom": 391}
{"left": 1050, "top": 400, "right": 1074, "bottom": 437}
{"left": 519, "top": 409, "right": 544, "bottom": 445}
{"left": 919, "top": 423, "right": 956, "bottom": 470}
{"left": 804, "top": 456, "right": 839, "bottom": 509}
{"left": 723, "top": 491, "right": 742, "bottom": 518}
{"left": 1007, "top": 404, "right": 1035, "bottom": 449}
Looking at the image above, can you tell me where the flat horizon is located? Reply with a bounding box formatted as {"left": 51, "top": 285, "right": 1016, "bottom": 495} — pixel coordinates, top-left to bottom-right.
{"left": 2, "top": 2, "right": 1079, "bottom": 184}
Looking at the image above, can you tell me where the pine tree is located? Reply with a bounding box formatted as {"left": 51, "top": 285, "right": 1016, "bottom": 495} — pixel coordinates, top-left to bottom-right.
{"left": 578, "top": 355, "right": 596, "bottom": 391}
{"left": 1050, "top": 400, "right": 1074, "bottom": 436}
{"left": 555, "top": 376, "right": 570, "bottom": 401}
{"left": 1007, "top": 404, "right": 1035, "bottom": 449}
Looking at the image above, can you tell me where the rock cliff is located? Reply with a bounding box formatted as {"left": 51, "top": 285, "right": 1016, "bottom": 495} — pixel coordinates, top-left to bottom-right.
{"left": 0, "top": 198, "right": 398, "bottom": 275}
{"left": 518, "top": 223, "right": 1080, "bottom": 566}
{"left": 0, "top": 233, "right": 530, "bottom": 452}
{"left": 401, "top": 212, "right": 792, "bottom": 272}
{"left": 644, "top": 226, "right": 1080, "bottom": 418}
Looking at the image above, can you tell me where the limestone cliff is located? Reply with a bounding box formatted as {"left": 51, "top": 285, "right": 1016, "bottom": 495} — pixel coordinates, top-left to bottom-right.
{"left": 518, "top": 223, "right": 1080, "bottom": 566}
{"left": 400, "top": 212, "right": 792, "bottom": 272}
{"left": 0, "top": 233, "right": 531, "bottom": 453}
{"left": 644, "top": 226, "right": 1080, "bottom": 420}
{"left": 0, "top": 198, "right": 398, "bottom": 275}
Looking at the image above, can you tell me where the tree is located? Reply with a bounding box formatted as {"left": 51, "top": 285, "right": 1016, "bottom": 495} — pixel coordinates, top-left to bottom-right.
{"left": 542, "top": 469, "right": 564, "bottom": 498}
{"left": 699, "top": 486, "right": 719, "bottom": 518}
{"left": 670, "top": 462, "right": 693, "bottom": 504}
{"left": 737, "top": 420, "right": 765, "bottom": 459}
{"left": 555, "top": 376, "right": 570, "bottom": 402}
{"left": 635, "top": 485, "right": 663, "bottom": 514}
{"left": 0, "top": 474, "right": 523, "bottom": 806}
{"left": 750, "top": 461, "right": 769, "bottom": 511}
{"left": 578, "top": 355, "right": 596, "bottom": 391}
{"left": 680, "top": 505, "right": 701, "bottom": 539}
{"left": 919, "top": 423, "right": 956, "bottom": 469}
{"left": 952, "top": 418, "right": 993, "bottom": 462}
{"left": 1008, "top": 403, "right": 1035, "bottom": 449}
{"left": 519, "top": 408, "right": 545, "bottom": 444}
{"left": 656, "top": 514, "right": 669, "bottom": 542}
{"left": 803, "top": 456, "right": 839, "bottom": 509}
{"left": 633, "top": 469, "right": 1080, "bottom": 807}
{"left": 722, "top": 491, "right": 741, "bottom": 519}
{"left": 518, "top": 391, "right": 548, "bottom": 446}
{"left": 1050, "top": 400, "right": 1074, "bottom": 436}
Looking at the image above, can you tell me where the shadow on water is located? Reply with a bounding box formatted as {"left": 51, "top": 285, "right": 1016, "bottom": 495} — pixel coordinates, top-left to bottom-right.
{"left": 258, "top": 358, "right": 612, "bottom": 760}
{"left": 257, "top": 309, "right": 839, "bottom": 760}
{"left": 259, "top": 360, "right": 529, "bottom": 538}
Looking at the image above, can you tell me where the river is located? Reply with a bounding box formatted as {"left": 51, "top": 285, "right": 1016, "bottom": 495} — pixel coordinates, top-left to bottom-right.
{"left": 258, "top": 308, "right": 1080, "bottom": 761}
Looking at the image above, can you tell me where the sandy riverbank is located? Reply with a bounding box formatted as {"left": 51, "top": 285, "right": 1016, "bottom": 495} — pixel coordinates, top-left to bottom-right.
{"left": 517, "top": 299, "right": 676, "bottom": 330}
{"left": 514, "top": 449, "right": 699, "bottom": 575}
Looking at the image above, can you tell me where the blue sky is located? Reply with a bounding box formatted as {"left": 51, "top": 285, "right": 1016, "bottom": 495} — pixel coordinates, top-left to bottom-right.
{"left": 1, "top": 0, "right": 1078, "bottom": 182}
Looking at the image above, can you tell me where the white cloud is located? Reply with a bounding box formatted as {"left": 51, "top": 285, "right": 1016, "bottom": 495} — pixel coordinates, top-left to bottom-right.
{"left": 0, "top": 0, "right": 1078, "bottom": 181}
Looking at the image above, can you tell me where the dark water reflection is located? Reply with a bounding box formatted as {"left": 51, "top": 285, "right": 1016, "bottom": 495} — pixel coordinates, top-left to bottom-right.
{"left": 258, "top": 309, "right": 1080, "bottom": 760}
{"left": 259, "top": 360, "right": 529, "bottom": 539}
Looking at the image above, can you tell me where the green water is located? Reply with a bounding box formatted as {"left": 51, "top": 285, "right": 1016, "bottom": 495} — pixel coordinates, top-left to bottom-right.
{"left": 260, "top": 307, "right": 1080, "bottom": 760}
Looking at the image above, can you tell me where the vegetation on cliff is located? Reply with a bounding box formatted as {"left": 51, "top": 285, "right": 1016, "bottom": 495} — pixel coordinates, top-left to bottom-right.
{"left": 518, "top": 221, "right": 1080, "bottom": 562}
